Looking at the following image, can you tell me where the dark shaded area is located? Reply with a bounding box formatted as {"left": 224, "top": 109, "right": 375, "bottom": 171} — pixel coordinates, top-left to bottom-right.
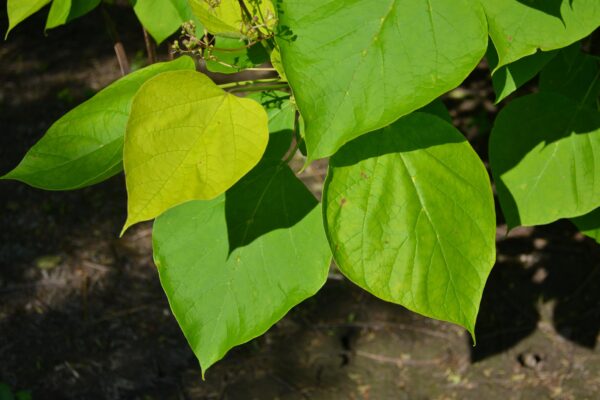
{"left": 515, "top": 0, "right": 565, "bottom": 20}
{"left": 226, "top": 163, "right": 317, "bottom": 252}
{"left": 1, "top": 3, "right": 600, "bottom": 400}
{"left": 472, "top": 221, "right": 600, "bottom": 361}
{"left": 329, "top": 113, "right": 465, "bottom": 168}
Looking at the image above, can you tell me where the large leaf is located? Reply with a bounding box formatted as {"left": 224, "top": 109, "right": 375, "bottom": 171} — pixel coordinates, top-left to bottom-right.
{"left": 276, "top": 0, "right": 488, "bottom": 161}
{"left": 540, "top": 45, "right": 600, "bottom": 108}
{"left": 189, "top": 0, "right": 276, "bottom": 38}
{"left": 480, "top": 0, "right": 600, "bottom": 70}
{"left": 45, "top": 0, "right": 100, "bottom": 30}
{"left": 489, "top": 46, "right": 557, "bottom": 103}
{"left": 122, "top": 70, "right": 268, "bottom": 233}
{"left": 1, "top": 57, "right": 195, "bottom": 190}
{"left": 572, "top": 208, "right": 600, "bottom": 244}
{"left": 6, "top": 0, "right": 51, "bottom": 37}
{"left": 490, "top": 92, "right": 600, "bottom": 228}
{"left": 323, "top": 112, "right": 496, "bottom": 335}
{"left": 132, "top": 0, "right": 199, "bottom": 44}
{"left": 152, "top": 162, "right": 331, "bottom": 375}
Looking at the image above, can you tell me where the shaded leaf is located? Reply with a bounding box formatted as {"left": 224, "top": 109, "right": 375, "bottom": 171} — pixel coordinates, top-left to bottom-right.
{"left": 488, "top": 45, "right": 557, "bottom": 103}
{"left": 490, "top": 92, "right": 600, "bottom": 227}
{"left": 571, "top": 208, "right": 600, "bottom": 243}
{"left": 419, "top": 99, "right": 452, "bottom": 124}
{"left": 540, "top": 44, "right": 600, "bottom": 108}
{"left": 323, "top": 112, "right": 496, "bottom": 335}
{"left": 247, "top": 90, "right": 295, "bottom": 161}
{"left": 1, "top": 57, "right": 195, "bottom": 190}
{"left": 205, "top": 37, "right": 268, "bottom": 74}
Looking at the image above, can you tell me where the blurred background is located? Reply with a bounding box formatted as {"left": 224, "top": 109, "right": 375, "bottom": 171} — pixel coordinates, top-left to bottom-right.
{"left": 1, "top": 3, "right": 600, "bottom": 399}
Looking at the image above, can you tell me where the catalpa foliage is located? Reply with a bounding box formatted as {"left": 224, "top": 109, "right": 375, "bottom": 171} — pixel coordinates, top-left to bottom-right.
{"left": 3, "top": 0, "right": 600, "bottom": 375}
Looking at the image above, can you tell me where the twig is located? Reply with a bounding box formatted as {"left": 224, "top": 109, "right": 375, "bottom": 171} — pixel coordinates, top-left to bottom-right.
{"left": 101, "top": 5, "right": 130, "bottom": 75}
{"left": 237, "top": 0, "right": 254, "bottom": 22}
{"left": 143, "top": 28, "right": 157, "bottom": 64}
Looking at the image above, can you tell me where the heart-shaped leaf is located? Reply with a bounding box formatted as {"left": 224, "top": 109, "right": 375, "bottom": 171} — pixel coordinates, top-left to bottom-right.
{"left": 276, "top": 0, "right": 488, "bottom": 161}
{"left": 323, "top": 112, "right": 496, "bottom": 335}
{"left": 122, "top": 70, "right": 269, "bottom": 233}
{"left": 153, "top": 162, "right": 331, "bottom": 375}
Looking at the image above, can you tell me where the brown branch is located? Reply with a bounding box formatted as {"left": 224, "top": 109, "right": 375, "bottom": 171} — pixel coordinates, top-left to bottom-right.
{"left": 101, "top": 5, "right": 130, "bottom": 75}
{"left": 143, "top": 28, "right": 157, "bottom": 65}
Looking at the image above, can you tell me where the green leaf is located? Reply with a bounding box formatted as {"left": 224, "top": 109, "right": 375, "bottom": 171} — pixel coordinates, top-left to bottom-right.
{"left": 540, "top": 45, "right": 600, "bottom": 108}
{"left": 323, "top": 112, "right": 496, "bottom": 335}
{"left": 189, "top": 0, "right": 276, "bottom": 38}
{"left": 490, "top": 92, "right": 600, "bottom": 228}
{"left": 6, "top": 0, "right": 51, "bottom": 37}
{"left": 269, "top": 46, "right": 286, "bottom": 80}
{"left": 488, "top": 45, "right": 558, "bottom": 103}
{"left": 480, "top": 0, "right": 600, "bottom": 70}
{"left": 205, "top": 37, "right": 268, "bottom": 74}
{"left": 132, "top": 0, "right": 199, "bottom": 44}
{"left": 45, "top": 0, "right": 100, "bottom": 30}
{"left": 572, "top": 208, "right": 600, "bottom": 243}
{"left": 247, "top": 90, "right": 295, "bottom": 161}
{"left": 276, "top": 0, "right": 488, "bottom": 161}
{"left": 1, "top": 57, "right": 195, "bottom": 190}
{"left": 0, "top": 383, "right": 14, "bottom": 400}
{"left": 152, "top": 162, "right": 331, "bottom": 375}
{"left": 419, "top": 99, "right": 452, "bottom": 124}
{"left": 122, "top": 69, "right": 268, "bottom": 233}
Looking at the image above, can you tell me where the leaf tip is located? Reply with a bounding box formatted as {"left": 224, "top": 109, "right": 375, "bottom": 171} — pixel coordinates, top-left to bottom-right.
{"left": 0, "top": 168, "right": 18, "bottom": 182}
{"left": 120, "top": 220, "right": 134, "bottom": 238}
{"left": 468, "top": 326, "right": 477, "bottom": 346}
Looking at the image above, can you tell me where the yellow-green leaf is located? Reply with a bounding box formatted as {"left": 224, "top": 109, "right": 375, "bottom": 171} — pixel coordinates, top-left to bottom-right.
{"left": 122, "top": 70, "right": 269, "bottom": 234}
{"left": 6, "top": 0, "right": 51, "bottom": 38}
{"left": 189, "top": 0, "right": 276, "bottom": 38}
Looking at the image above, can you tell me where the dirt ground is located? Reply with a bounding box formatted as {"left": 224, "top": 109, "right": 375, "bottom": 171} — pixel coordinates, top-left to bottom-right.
{"left": 1, "top": 5, "right": 600, "bottom": 400}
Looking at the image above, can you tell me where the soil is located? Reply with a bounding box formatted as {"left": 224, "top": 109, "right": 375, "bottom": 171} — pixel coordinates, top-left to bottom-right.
{"left": 1, "top": 5, "right": 600, "bottom": 400}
